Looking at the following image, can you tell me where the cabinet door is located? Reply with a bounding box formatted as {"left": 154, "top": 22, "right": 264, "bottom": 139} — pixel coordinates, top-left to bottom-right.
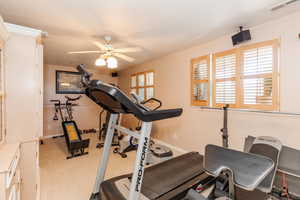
{"left": 20, "top": 141, "right": 38, "bottom": 200}
{"left": 5, "top": 34, "right": 40, "bottom": 142}
{"left": 0, "top": 48, "right": 5, "bottom": 144}
{"left": 35, "top": 44, "right": 43, "bottom": 138}
{"left": 8, "top": 184, "right": 16, "bottom": 200}
{"left": 35, "top": 139, "right": 40, "bottom": 200}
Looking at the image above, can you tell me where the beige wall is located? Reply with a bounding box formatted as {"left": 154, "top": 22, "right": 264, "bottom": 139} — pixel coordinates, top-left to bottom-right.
{"left": 119, "top": 11, "right": 300, "bottom": 153}
{"left": 43, "top": 64, "right": 118, "bottom": 137}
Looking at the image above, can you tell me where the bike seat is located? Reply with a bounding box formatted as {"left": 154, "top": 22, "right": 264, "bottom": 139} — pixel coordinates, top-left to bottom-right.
{"left": 204, "top": 145, "right": 274, "bottom": 191}
{"left": 65, "top": 95, "right": 82, "bottom": 101}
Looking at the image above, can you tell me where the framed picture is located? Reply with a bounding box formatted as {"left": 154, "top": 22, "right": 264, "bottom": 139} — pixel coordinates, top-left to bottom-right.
{"left": 56, "top": 70, "right": 84, "bottom": 94}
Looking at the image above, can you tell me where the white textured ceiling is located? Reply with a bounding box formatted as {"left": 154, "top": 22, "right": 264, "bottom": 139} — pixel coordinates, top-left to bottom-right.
{"left": 0, "top": 0, "right": 299, "bottom": 71}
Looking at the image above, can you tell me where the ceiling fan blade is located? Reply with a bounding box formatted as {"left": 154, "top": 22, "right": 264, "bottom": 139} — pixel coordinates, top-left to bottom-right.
{"left": 68, "top": 50, "right": 103, "bottom": 54}
{"left": 114, "top": 53, "right": 135, "bottom": 62}
{"left": 93, "top": 41, "right": 108, "bottom": 50}
{"left": 114, "top": 47, "right": 143, "bottom": 53}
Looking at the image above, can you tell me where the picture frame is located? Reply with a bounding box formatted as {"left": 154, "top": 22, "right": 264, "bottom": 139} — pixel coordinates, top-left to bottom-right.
{"left": 56, "top": 70, "right": 85, "bottom": 94}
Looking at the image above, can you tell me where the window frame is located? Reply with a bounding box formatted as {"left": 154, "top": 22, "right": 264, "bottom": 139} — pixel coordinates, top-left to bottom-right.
{"left": 191, "top": 39, "right": 280, "bottom": 111}
{"left": 239, "top": 39, "right": 279, "bottom": 111}
{"left": 191, "top": 55, "right": 210, "bottom": 106}
{"left": 130, "top": 70, "right": 155, "bottom": 100}
{"left": 212, "top": 49, "right": 240, "bottom": 108}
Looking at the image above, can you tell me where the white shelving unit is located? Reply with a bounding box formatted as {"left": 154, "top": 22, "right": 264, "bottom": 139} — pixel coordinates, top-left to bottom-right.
{"left": 0, "top": 14, "right": 43, "bottom": 200}
{"left": 0, "top": 143, "right": 20, "bottom": 200}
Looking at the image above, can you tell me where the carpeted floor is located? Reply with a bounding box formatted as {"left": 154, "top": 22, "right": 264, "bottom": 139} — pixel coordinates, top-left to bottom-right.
{"left": 40, "top": 133, "right": 136, "bottom": 200}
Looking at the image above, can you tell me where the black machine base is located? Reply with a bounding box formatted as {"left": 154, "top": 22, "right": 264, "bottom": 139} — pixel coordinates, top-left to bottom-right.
{"left": 67, "top": 138, "right": 90, "bottom": 159}
{"left": 96, "top": 142, "right": 119, "bottom": 149}
{"left": 67, "top": 151, "right": 89, "bottom": 160}
{"left": 89, "top": 192, "right": 100, "bottom": 200}
{"left": 61, "top": 121, "right": 91, "bottom": 160}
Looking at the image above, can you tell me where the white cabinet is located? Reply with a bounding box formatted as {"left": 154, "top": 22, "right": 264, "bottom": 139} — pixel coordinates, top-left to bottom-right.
{"left": 0, "top": 143, "right": 21, "bottom": 200}
{"left": 0, "top": 15, "right": 8, "bottom": 49}
{"left": 4, "top": 23, "right": 43, "bottom": 142}
{"left": 3, "top": 22, "right": 43, "bottom": 200}
{"left": 19, "top": 140, "right": 39, "bottom": 200}
{"left": 0, "top": 15, "right": 9, "bottom": 146}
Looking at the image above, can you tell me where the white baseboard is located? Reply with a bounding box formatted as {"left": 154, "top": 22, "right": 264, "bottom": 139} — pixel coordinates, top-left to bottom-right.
{"left": 152, "top": 139, "right": 188, "bottom": 154}
{"left": 41, "top": 134, "right": 63, "bottom": 139}
{"left": 42, "top": 132, "right": 187, "bottom": 156}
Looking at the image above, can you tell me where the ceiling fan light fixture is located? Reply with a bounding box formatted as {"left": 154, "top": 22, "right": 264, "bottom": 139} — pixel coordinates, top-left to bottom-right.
{"left": 70, "top": 36, "right": 137, "bottom": 68}
{"left": 95, "top": 57, "right": 106, "bottom": 66}
{"left": 107, "top": 56, "right": 118, "bottom": 69}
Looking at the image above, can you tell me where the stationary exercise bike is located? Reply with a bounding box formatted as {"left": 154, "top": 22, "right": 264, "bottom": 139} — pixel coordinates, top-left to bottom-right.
{"left": 51, "top": 95, "right": 90, "bottom": 159}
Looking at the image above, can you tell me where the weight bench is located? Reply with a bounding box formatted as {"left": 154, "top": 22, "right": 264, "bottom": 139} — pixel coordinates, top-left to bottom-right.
{"left": 235, "top": 136, "right": 282, "bottom": 200}
{"left": 191, "top": 136, "right": 282, "bottom": 200}
{"left": 62, "top": 121, "right": 90, "bottom": 159}
{"left": 204, "top": 144, "right": 275, "bottom": 200}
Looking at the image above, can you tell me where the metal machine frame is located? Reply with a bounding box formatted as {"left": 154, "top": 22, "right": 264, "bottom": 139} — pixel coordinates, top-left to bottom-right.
{"left": 75, "top": 64, "right": 288, "bottom": 200}
{"left": 50, "top": 97, "right": 90, "bottom": 159}
{"left": 91, "top": 113, "right": 152, "bottom": 200}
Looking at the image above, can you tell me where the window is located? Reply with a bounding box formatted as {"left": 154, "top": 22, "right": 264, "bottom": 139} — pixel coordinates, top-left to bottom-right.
{"left": 212, "top": 49, "right": 238, "bottom": 107}
{"left": 239, "top": 40, "right": 279, "bottom": 110}
{"left": 191, "top": 55, "right": 210, "bottom": 106}
{"left": 131, "top": 71, "right": 154, "bottom": 100}
{"left": 191, "top": 39, "right": 279, "bottom": 111}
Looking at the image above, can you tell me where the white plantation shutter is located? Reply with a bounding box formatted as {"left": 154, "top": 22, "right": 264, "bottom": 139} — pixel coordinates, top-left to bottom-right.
{"left": 213, "top": 50, "right": 238, "bottom": 107}
{"left": 191, "top": 55, "right": 210, "bottom": 106}
{"left": 215, "top": 54, "right": 236, "bottom": 79}
{"left": 243, "top": 78, "right": 272, "bottom": 105}
{"left": 241, "top": 40, "right": 279, "bottom": 110}
{"left": 216, "top": 81, "right": 236, "bottom": 104}
{"left": 191, "top": 39, "right": 279, "bottom": 110}
{"left": 193, "top": 60, "right": 208, "bottom": 80}
{"left": 243, "top": 46, "right": 273, "bottom": 75}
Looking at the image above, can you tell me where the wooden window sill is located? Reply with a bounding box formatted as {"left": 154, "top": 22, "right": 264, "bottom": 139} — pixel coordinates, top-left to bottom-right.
{"left": 192, "top": 106, "right": 300, "bottom": 116}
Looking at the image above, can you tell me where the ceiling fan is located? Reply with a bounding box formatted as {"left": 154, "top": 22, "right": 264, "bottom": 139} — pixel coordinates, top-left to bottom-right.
{"left": 68, "top": 36, "right": 142, "bottom": 69}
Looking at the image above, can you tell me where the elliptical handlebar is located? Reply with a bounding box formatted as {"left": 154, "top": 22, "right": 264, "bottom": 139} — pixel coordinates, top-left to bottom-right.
{"left": 130, "top": 92, "right": 162, "bottom": 112}
{"left": 50, "top": 99, "right": 61, "bottom": 105}
{"left": 130, "top": 92, "right": 144, "bottom": 104}
{"left": 141, "top": 98, "right": 162, "bottom": 111}
{"left": 77, "top": 64, "right": 92, "bottom": 87}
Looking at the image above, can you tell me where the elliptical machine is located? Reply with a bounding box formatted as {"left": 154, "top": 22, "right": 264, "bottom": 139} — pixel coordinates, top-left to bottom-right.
{"left": 113, "top": 92, "right": 174, "bottom": 164}
{"left": 112, "top": 93, "right": 162, "bottom": 158}
{"left": 96, "top": 109, "right": 121, "bottom": 149}
{"left": 96, "top": 83, "right": 123, "bottom": 150}
{"left": 51, "top": 95, "right": 90, "bottom": 159}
